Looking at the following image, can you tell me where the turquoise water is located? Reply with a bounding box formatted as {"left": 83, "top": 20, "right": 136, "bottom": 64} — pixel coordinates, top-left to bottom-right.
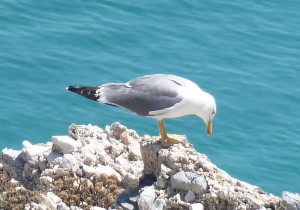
{"left": 1, "top": 1, "right": 299, "bottom": 195}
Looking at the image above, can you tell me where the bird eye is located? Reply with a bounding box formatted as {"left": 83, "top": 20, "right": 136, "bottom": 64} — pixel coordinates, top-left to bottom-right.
{"left": 212, "top": 110, "right": 215, "bottom": 115}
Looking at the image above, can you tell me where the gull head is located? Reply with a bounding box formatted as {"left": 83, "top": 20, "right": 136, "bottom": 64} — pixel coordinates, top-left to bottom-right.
{"left": 196, "top": 92, "right": 216, "bottom": 136}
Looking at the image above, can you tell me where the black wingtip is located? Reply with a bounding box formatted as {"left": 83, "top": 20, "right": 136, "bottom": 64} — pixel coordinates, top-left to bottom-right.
{"left": 66, "top": 86, "right": 80, "bottom": 91}
{"left": 66, "top": 86, "right": 99, "bottom": 101}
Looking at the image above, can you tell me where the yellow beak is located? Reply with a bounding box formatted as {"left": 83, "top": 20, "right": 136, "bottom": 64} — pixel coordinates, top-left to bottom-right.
{"left": 207, "top": 118, "right": 213, "bottom": 136}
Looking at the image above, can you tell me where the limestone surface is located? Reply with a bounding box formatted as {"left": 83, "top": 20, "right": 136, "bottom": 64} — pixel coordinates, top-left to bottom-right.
{"left": 1, "top": 123, "right": 298, "bottom": 210}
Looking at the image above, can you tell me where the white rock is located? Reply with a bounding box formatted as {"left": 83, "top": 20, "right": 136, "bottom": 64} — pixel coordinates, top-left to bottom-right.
{"left": 282, "top": 191, "right": 300, "bottom": 210}
{"left": 60, "top": 154, "right": 79, "bottom": 172}
{"left": 10, "top": 178, "right": 19, "bottom": 184}
{"left": 83, "top": 165, "right": 121, "bottom": 181}
{"left": 122, "top": 173, "right": 139, "bottom": 188}
{"left": 97, "top": 152, "right": 108, "bottom": 165}
{"left": 82, "top": 165, "right": 96, "bottom": 177}
{"left": 107, "top": 139, "right": 124, "bottom": 157}
{"left": 47, "top": 152, "right": 63, "bottom": 165}
{"left": 156, "top": 177, "right": 167, "bottom": 189}
{"left": 170, "top": 146, "right": 179, "bottom": 152}
{"left": 174, "top": 193, "right": 181, "bottom": 202}
{"left": 40, "top": 192, "right": 58, "bottom": 209}
{"left": 189, "top": 155, "right": 198, "bottom": 162}
{"left": 128, "top": 142, "right": 142, "bottom": 160}
{"left": 24, "top": 203, "right": 31, "bottom": 210}
{"left": 189, "top": 203, "right": 204, "bottom": 210}
{"left": 156, "top": 164, "right": 171, "bottom": 188}
{"left": 90, "top": 207, "right": 106, "bottom": 210}
{"left": 115, "top": 155, "right": 128, "bottom": 166}
{"left": 70, "top": 206, "right": 83, "bottom": 210}
{"left": 120, "top": 128, "right": 139, "bottom": 139}
{"left": 2, "top": 148, "right": 21, "bottom": 159}
{"left": 152, "top": 198, "right": 166, "bottom": 210}
{"left": 22, "top": 142, "right": 51, "bottom": 161}
{"left": 137, "top": 186, "right": 156, "bottom": 210}
{"left": 69, "top": 123, "right": 104, "bottom": 143}
{"left": 49, "top": 192, "right": 62, "bottom": 203}
{"left": 84, "top": 153, "right": 97, "bottom": 165}
{"left": 40, "top": 176, "right": 53, "bottom": 185}
{"left": 171, "top": 171, "right": 208, "bottom": 194}
{"left": 185, "top": 190, "right": 196, "bottom": 202}
{"left": 22, "top": 140, "right": 33, "bottom": 148}
{"left": 160, "top": 164, "right": 172, "bottom": 176}
{"left": 52, "top": 136, "right": 81, "bottom": 153}
{"left": 95, "top": 165, "right": 121, "bottom": 181}
{"left": 58, "top": 204, "right": 70, "bottom": 210}
{"left": 237, "top": 179, "right": 259, "bottom": 191}
{"left": 82, "top": 143, "right": 99, "bottom": 156}
{"left": 15, "top": 186, "right": 25, "bottom": 191}
{"left": 25, "top": 202, "right": 47, "bottom": 210}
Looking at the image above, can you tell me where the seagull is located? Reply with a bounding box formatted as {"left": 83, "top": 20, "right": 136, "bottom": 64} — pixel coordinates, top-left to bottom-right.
{"left": 67, "top": 74, "right": 216, "bottom": 146}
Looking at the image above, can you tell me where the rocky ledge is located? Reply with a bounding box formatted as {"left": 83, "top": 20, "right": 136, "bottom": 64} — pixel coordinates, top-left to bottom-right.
{"left": 1, "top": 123, "right": 299, "bottom": 210}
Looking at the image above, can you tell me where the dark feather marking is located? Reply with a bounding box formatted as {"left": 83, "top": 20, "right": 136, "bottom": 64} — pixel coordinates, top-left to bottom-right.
{"left": 104, "top": 103, "right": 118, "bottom": 107}
{"left": 169, "top": 79, "right": 182, "bottom": 86}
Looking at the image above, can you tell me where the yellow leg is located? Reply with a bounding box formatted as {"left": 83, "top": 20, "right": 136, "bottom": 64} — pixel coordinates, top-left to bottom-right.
{"left": 158, "top": 119, "right": 183, "bottom": 147}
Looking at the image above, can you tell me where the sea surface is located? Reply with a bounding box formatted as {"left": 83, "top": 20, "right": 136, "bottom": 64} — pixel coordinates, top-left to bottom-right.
{"left": 1, "top": 1, "right": 299, "bottom": 196}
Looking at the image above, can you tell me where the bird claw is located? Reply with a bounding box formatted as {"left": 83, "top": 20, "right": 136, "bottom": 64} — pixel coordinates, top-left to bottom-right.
{"left": 160, "top": 139, "right": 173, "bottom": 147}
{"left": 160, "top": 134, "right": 184, "bottom": 147}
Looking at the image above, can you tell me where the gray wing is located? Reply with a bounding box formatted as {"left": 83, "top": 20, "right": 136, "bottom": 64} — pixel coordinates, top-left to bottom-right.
{"left": 99, "top": 75, "right": 184, "bottom": 116}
